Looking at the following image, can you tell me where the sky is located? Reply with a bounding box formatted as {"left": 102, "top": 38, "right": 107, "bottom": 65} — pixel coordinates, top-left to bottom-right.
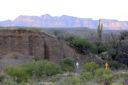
{"left": 0, "top": 0, "right": 128, "bottom": 21}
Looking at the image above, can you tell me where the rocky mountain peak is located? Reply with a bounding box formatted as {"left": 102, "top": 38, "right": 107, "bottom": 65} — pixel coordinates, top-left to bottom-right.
{"left": 0, "top": 14, "right": 128, "bottom": 30}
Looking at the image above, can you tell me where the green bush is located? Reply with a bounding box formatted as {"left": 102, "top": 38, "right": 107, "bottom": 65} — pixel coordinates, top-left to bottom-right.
{"left": 84, "top": 62, "right": 99, "bottom": 73}
{"left": 65, "top": 35, "right": 93, "bottom": 53}
{"left": 65, "top": 35, "right": 76, "bottom": 43}
{"left": 89, "top": 44, "right": 98, "bottom": 54}
{"left": 28, "top": 28, "right": 42, "bottom": 32}
{"left": 24, "top": 60, "right": 61, "bottom": 77}
{"left": 94, "top": 41, "right": 108, "bottom": 54}
{"left": 95, "top": 68, "right": 113, "bottom": 84}
{"left": 0, "top": 79, "right": 17, "bottom": 85}
{"left": 73, "top": 37, "right": 92, "bottom": 51}
{"left": 98, "top": 44, "right": 108, "bottom": 53}
{"left": 0, "top": 73, "right": 7, "bottom": 82}
{"left": 5, "top": 65, "right": 29, "bottom": 82}
{"left": 80, "top": 72, "right": 93, "bottom": 81}
{"left": 16, "top": 27, "right": 26, "bottom": 31}
{"left": 57, "top": 76, "right": 82, "bottom": 85}
{"left": 100, "top": 69, "right": 113, "bottom": 80}
{"left": 108, "top": 48, "right": 117, "bottom": 58}
{"left": 16, "top": 27, "right": 42, "bottom": 32}
{"left": 5, "top": 60, "right": 61, "bottom": 82}
{"left": 108, "top": 61, "right": 120, "bottom": 69}
{"left": 60, "top": 58, "right": 75, "bottom": 72}
{"left": 65, "top": 35, "right": 103, "bottom": 54}
{"left": 95, "top": 68, "right": 106, "bottom": 81}
{"left": 111, "top": 83, "right": 123, "bottom": 85}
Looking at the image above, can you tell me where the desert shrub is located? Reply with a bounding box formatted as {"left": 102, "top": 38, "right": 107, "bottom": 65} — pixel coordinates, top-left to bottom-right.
{"left": 72, "top": 37, "right": 92, "bottom": 51}
{"left": 57, "top": 76, "right": 82, "bottom": 85}
{"left": 89, "top": 44, "right": 98, "bottom": 54}
{"left": 49, "top": 74, "right": 62, "bottom": 82}
{"left": 0, "top": 79, "right": 17, "bottom": 85}
{"left": 83, "top": 62, "right": 99, "bottom": 73}
{"left": 65, "top": 35, "right": 93, "bottom": 53}
{"left": 102, "top": 69, "right": 113, "bottom": 80}
{"left": 95, "top": 68, "right": 113, "bottom": 85}
{"left": 80, "top": 72, "right": 93, "bottom": 81}
{"left": 120, "top": 31, "right": 128, "bottom": 40}
{"left": 5, "top": 65, "right": 29, "bottom": 82}
{"left": 108, "top": 48, "right": 117, "bottom": 58}
{"left": 106, "top": 31, "right": 128, "bottom": 66}
{"left": 108, "top": 61, "right": 120, "bottom": 69}
{"left": 0, "top": 79, "right": 34, "bottom": 85}
{"left": 65, "top": 35, "right": 101, "bottom": 54}
{"left": 111, "top": 83, "right": 123, "bottom": 85}
{"left": 22, "top": 62, "right": 35, "bottom": 77}
{"left": 125, "top": 73, "right": 128, "bottom": 79}
{"left": 85, "top": 81, "right": 100, "bottom": 85}
{"left": 95, "top": 68, "right": 106, "bottom": 81}
{"left": 0, "top": 73, "right": 7, "bottom": 82}
{"left": 65, "top": 35, "right": 76, "bottom": 43}
{"left": 24, "top": 60, "right": 61, "bottom": 77}
{"left": 28, "top": 28, "right": 42, "bottom": 32}
{"left": 60, "top": 58, "right": 75, "bottom": 72}
{"left": 16, "top": 27, "right": 26, "bottom": 31}
{"left": 98, "top": 44, "right": 108, "bottom": 53}
{"left": 16, "top": 27, "right": 42, "bottom": 32}
{"left": 11, "top": 54, "right": 19, "bottom": 59}
{"left": 94, "top": 41, "right": 108, "bottom": 54}
{"left": 5, "top": 61, "right": 61, "bottom": 82}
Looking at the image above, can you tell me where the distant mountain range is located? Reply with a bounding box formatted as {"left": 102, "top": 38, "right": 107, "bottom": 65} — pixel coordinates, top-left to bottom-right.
{"left": 0, "top": 14, "right": 128, "bottom": 30}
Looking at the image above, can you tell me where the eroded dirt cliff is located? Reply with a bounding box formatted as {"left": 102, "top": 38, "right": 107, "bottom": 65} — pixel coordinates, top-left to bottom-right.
{"left": 0, "top": 29, "right": 104, "bottom": 70}
{"left": 0, "top": 30, "right": 81, "bottom": 62}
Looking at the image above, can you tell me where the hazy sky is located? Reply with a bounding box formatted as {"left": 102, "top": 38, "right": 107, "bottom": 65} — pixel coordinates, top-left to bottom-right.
{"left": 0, "top": 0, "right": 128, "bottom": 21}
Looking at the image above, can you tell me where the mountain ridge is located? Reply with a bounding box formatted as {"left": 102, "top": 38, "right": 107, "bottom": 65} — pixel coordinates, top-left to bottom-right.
{"left": 0, "top": 14, "right": 128, "bottom": 30}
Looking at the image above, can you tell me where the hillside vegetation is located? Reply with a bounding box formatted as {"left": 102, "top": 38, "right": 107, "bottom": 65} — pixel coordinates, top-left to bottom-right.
{"left": 0, "top": 24, "right": 128, "bottom": 85}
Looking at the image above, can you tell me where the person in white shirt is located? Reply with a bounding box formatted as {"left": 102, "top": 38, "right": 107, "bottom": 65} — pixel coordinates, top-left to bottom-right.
{"left": 76, "top": 61, "right": 79, "bottom": 69}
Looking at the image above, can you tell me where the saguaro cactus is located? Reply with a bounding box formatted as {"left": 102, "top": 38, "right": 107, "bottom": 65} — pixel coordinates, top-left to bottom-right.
{"left": 97, "top": 19, "right": 103, "bottom": 41}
